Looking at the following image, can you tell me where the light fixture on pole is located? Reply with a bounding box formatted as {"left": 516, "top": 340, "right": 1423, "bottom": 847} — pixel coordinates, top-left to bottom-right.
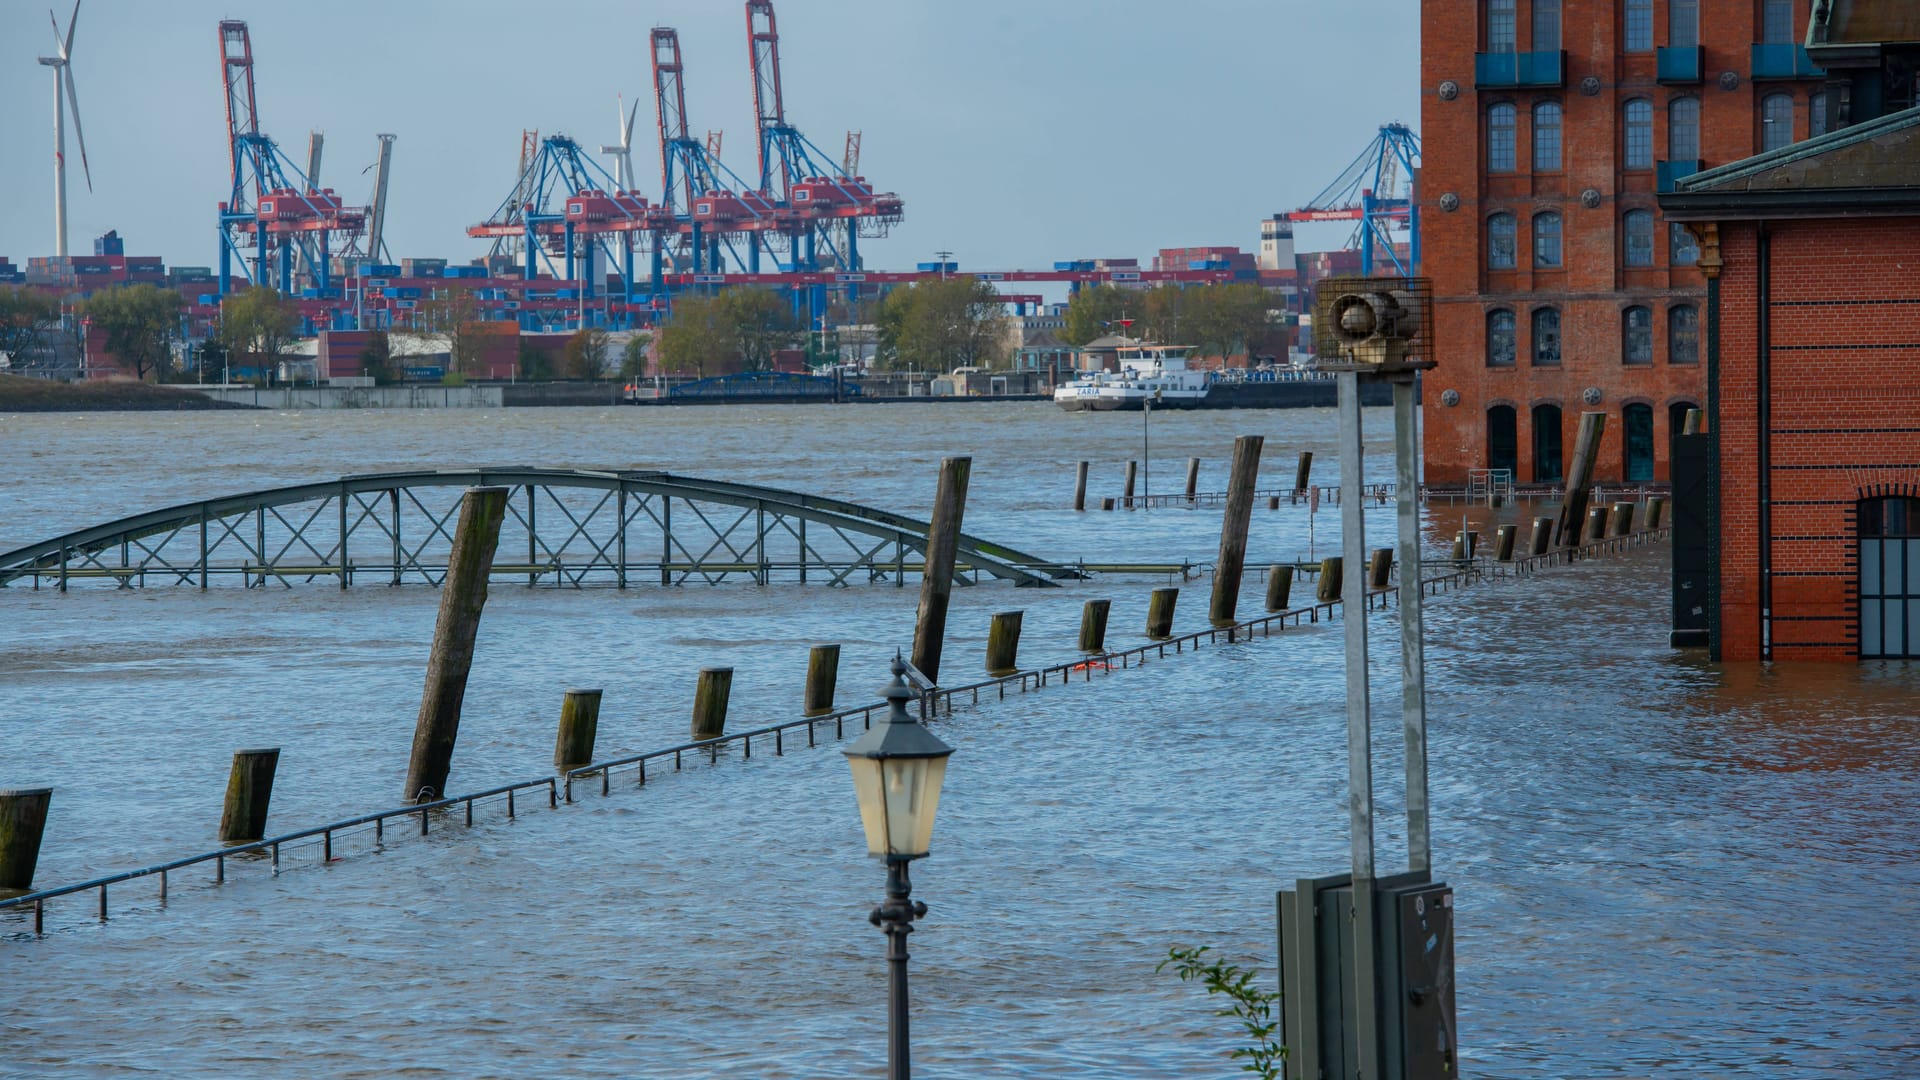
{"left": 845, "top": 654, "right": 954, "bottom": 1080}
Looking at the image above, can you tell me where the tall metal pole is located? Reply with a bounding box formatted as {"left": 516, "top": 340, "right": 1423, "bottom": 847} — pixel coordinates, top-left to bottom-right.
{"left": 1142, "top": 397, "right": 1151, "bottom": 509}
{"left": 1394, "top": 377, "right": 1431, "bottom": 875}
{"left": 1336, "top": 369, "right": 1380, "bottom": 1079}
{"left": 871, "top": 859, "right": 925, "bottom": 1080}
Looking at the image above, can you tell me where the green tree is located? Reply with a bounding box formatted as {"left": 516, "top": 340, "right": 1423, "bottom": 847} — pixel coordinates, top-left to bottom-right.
{"left": 654, "top": 293, "right": 736, "bottom": 377}
{"left": 0, "top": 286, "right": 62, "bottom": 371}
{"left": 357, "top": 332, "right": 396, "bottom": 385}
{"left": 416, "top": 286, "right": 484, "bottom": 376}
{"left": 562, "top": 326, "right": 611, "bottom": 379}
{"left": 1186, "top": 283, "right": 1286, "bottom": 363}
{"left": 620, "top": 332, "right": 653, "bottom": 379}
{"left": 873, "top": 277, "right": 1009, "bottom": 372}
{"left": 719, "top": 287, "right": 803, "bottom": 371}
{"left": 82, "top": 284, "right": 183, "bottom": 382}
{"left": 518, "top": 338, "right": 555, "bottom": 381}
{"left": 1061, "top": 284, "right": 1138, "bottom": 347}
{"left": 216, "top": 285, "right": 299, "bottom": 384}
{"left": 1137, "top": 283, "right": 1196, "bottom": 347}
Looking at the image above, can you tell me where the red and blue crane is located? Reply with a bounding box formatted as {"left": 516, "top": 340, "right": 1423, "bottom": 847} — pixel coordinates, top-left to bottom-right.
{"left": 1290, "top": 122, "right": 1421, "bottom": 278}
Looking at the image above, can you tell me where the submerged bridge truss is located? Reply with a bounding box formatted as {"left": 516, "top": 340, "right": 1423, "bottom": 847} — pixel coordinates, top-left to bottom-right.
{"left": 0, "top": 469, "right": 1075, "bottom": 590}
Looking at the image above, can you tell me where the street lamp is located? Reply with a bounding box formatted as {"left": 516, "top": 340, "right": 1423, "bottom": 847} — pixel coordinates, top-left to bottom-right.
{"left": 845, "top": 654, "right": 954, "bottom": 1080}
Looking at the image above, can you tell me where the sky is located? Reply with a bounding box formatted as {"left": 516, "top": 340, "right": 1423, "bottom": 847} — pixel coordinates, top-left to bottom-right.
{"left": 0, "top": 0, "right": 1420, "bottom": 273}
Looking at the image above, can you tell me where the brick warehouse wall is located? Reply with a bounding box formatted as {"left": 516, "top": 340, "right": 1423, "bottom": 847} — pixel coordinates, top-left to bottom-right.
{"left": 1419, "top": 0, "right": 1825, "bottom": 485}
{"left": 1715, "top": 218, "right": 1920, "bottom": 662}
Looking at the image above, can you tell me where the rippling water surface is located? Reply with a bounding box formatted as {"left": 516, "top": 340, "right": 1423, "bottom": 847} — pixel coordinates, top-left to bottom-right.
{"left": 2, "top": 404, "right": 1916, "bottom": 1078}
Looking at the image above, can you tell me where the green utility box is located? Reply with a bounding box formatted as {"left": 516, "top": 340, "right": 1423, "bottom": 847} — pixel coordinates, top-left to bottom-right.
{"left": 1277, "top": 872, "right": 1457, "bottom": 1079}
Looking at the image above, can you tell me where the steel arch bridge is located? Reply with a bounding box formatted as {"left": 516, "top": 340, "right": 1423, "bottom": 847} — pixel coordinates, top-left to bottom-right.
{"left": 0, "top": 469, "right": 1079, "bottom": 591}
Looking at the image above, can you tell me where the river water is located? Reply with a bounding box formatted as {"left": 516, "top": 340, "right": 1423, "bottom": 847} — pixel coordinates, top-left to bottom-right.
{"left": 1, "top": 404, "right": 1915, "bottom": 1078}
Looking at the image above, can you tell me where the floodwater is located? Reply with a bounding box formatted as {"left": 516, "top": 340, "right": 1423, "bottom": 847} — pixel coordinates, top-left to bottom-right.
{"left": 1, "top": 404, "right": 1915, "bottom": 1078}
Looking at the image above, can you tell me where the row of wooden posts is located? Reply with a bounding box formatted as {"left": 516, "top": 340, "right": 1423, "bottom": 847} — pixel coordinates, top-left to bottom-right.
{"left": 1072, "top": 450, "right": 1315, "bottom": 511}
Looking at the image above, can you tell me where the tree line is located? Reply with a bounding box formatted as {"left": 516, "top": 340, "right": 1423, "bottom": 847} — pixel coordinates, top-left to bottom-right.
{"left": 1060, "top": 282, "right": 1289, "bottom": 363}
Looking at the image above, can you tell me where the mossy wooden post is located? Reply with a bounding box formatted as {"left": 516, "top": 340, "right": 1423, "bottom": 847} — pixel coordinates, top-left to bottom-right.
{"left": 403, "top": 485, "right": 507, "bottom": 804}
{"left": 1073, "top": 460, "right": 1089, "bottom": 511}
{"left": 1208, "top": 434, "right": 1264, "bottom": 626}
{"left": 1079, "top": 599, "right": 1111, "bottom": 651}
{"left": 804, "top": 644, "right": 840, "bottom": 716}
{"left": 1123, "top": 460, "right": 1138, "bottom": 509}
{"left": 1294, "top": 451, "right": 1313, "bottom": 495}
{"left": 986, "top": 610, "right": 1023, "bottom": 676}
{"left": 1586, "top": 506, "right": 1611, "bottom": 545}
{"left": 553, "top": 689, "right": 602, "bottom": 771}
{"left": 911, "top": 456, "right": 971, "bottom": 684}
{"left": 1530, "top": 515, "right": 1554, "bottom": 555}
{"left": 1146, "top": 587, "right": 1179, "bottom": 638}
{"left": 1367, "top": 547, "right": 1394, "bottom": 590}
{"left": 1683, "top": 408, "right": 1703, "bottom": 435}
{"left": 1495, "top": 524, "right": 1518, "bottom": 561}
{"left": 692, "top": 667, "right": 732, "bottom": 740}
{"left": 1646, "top": 495, "right": 1666, "bottom": 529}
{"left": 1609, "top": 501, "right": 1635, "bottom": 537}
{"left": 1555, "top": 411, "right": 1607, "bottom": 546}
{"left": 1184, "top": 457, "right": 1201, "bottom": 503}
{"left": 219, "top": 749, "right": 279, "bottom": 843}
{"left": 1316, "top": 556, "right": 1343, "bottom": 603}
{"left": 1265, "top": 564, "right": 1294, "bottom": 611}
{"left": 0, "top": 788, "right": 53, "bottom": 892}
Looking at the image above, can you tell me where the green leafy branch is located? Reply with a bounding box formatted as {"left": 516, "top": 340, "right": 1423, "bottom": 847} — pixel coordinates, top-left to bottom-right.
{"left": 1158, "top": 945, "right": 1286, "bottom": 1078}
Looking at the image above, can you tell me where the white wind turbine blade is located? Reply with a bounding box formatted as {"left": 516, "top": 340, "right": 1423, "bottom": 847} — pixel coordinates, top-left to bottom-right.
{"left": 623, "top": 95, "right": 640, "bottom": 148}
{"left": 62, "top": 0, "right": 80, "bottom": 59}
{"left": 64, "top": 61, "right": 91, "bottom": 192}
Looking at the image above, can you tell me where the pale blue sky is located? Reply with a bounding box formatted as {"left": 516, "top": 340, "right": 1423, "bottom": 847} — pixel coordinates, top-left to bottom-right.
{"left": 0, "top": 1, "right": 1419, "bottom": 271}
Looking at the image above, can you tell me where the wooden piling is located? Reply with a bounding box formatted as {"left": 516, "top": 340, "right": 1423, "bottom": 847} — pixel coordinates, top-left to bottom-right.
{"left": 911, "top": 456, "right": 971, "bottom": 684}
{"left": 1609, "top": 501, "right": 1634, "bottom": 537}
{"left": 804, "top": 644, "right": 840, "bottom": 716}
{"left": 1146, "top": 587, "right": 1179, "bottom": 638}
{"left": 0, "top": 788, "right": 53, "bottom": 892}
{"left": 1265, "top": 565, "right": 1294, "bottom": 611}
{"left": 1101, "top": 497, "right": 1116, "bottom": 511}
{"left": 1294, "top": 451, "right": 1313, "bottom": 494}
{"left": 553, "top": 689, "right": 602, "bottom": 771}
{"left": 1316, "top": 557, "right": 1342, "bottom": 603}
{"left": 1073, "top": 460, "right": 1089, "bottom": 511}
{"left": 1079, "top": 599, "right": 1112, "bottom": 651}
{"left": 1555, "top": 411, "right": 1607, "bottom": 546}
{"left": 1683, "top": 408, "right": 1703, "bottom": 435}
{"left": 986, "top": 610, "right": 1024, "bottom": 676}
{"left": 1645, "top": 495, "right": 1666, "bottom": 530}
{"left": 692, "top": 667, "right": 733, "bottom": 741}
{"left": 1185, "top": 457, "right": 1200, "bottom": 503}
{"left": 1586, "top": 506, "right": 1611, "bottom": 544}
{"left": 1367, "top": 548, "right": 1393, "bottom": 590}
{"left": 1209, "top": 434, "right": 1264, "bottom": 626}
{"left": 1530, "top": 516, "right": 1554, "bottom": 555}
{"left": 1268, "top": 495, "right": 1281, "bottom": 510}
{"left": 1123, "top": 460, "right": 1138, "bottom": 509}
{"left": 1494, "top": 524, "right": 1518, "bottom": 561}
{"left": 402, "top": 485, "right": 508, "bottom": 804}
{"left": 218, "top": 749, "right": 280, "bottom": 843}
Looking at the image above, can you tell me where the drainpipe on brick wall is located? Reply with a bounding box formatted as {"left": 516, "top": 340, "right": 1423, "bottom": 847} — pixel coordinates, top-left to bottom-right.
{"left": 1705, "top": 237, "right": 1723, "bottom": 662}
{"left": 1757, "top": 224, "right": 1773, "bottom": 662}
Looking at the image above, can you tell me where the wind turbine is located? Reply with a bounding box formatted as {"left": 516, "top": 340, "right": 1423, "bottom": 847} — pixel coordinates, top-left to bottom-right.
{"left": 599, "top": 94, "right": 640, "bottom": 191}
{"left": 37, "top": 0, "right": 92, "bottom": 258}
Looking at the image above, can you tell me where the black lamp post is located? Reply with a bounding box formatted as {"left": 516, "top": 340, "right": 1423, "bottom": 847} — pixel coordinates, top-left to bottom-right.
{"left": 845, "top": 655, "right": 954, "bottom": 1080}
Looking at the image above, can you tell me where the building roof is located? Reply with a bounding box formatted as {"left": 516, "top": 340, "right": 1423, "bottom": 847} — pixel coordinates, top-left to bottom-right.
{"left": 1809, "top": 0, "right": 1920, "bottom": 50}
{"left": 1018, "top": 328, "right": 1070, "bottom": 351}
{"left": 1078, "top": 334, "right": 1140, "bottom": 350}
{"left": 1660, "top": 105, "right": 1920, "bottom": 219}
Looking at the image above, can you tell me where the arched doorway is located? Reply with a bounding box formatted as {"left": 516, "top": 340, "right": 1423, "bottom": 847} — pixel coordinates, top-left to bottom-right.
{"left": 1487, "top": 405, "right": 1518, "bottom": 477}
{"left": 1623, "top": 403, "right": 1654, "bottom": 481}
{"left": 1531, "top": 403, "right": 1563, "bottom": 483}
{"left": 1859, "top": 495, "right": 1920, "bottom": 658}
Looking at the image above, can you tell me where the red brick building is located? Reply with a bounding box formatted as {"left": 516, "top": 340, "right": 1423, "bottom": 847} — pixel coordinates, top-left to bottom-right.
{"left": 1661, "top": 32, "right": 1920, "bottom": 661}
{"left": 1419, "top": 0, "right": 1830, "bottom": 486}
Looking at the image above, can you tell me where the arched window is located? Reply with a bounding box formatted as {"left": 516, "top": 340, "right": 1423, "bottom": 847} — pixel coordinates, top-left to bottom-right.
{"left": 1671, "top": 222, "right": 1700, "bottom": 266}
{"left": 1488, "top": 214, "right": 1518, "bottom": 270}
{"left": 1624, "top": 99, "right": 1654, "bottom": 168}
{"left": 1532, "top": 0, "right": 1561, "bottom": 51}
{"left": 1532, "top": 404, "right": 1564, "bottom": 482}
{"left": 1811, "top": 91, "right": 1830, "bottom": 138}
{"left": 1488, "top": 104, "right": 1517, "bottom": 172}
{"left": 1671, "top": 0, "right": 1699, "bottom": 47}
{"left": 1623, "top": 306, "right": 1653, "bottom": 364}
{"left": 1533, "top": 212, "right": 1563, "bottom": 268}
{"left": 1533, "top": 102, "right": 1563, "bottom": 171}
{"left": 1487, "top": 309, "right": 1517, "bottom": 366}
{"left": 1669, "top": 98, "right": 1701, "bottom": 160}
{"left": 1488, "top": 405, "right": 1519, "bottom": 475}
{"left": 1487, "top": 0, "right": 1517, "bottom": 51}
{"left": 1624, "top": 210, "right": 1655, "bottom": 267}
{"left": 1858, "top": 495, "right": 1920, "bottom": 658}
{"left": 1623, "top": 403, "right": 1655, "bottom": 481}
{"left": 1669, "top": 304, "right": 1700, "bottom": 364}
{"left": 1624, "top": 0, "right": 1653, "bottom": 51}
{"left": 1762, "top": 93, "right": 1794, "bottom": 151}
{"left": 1532, "top": 307, "right": 1562, "bottom": 366}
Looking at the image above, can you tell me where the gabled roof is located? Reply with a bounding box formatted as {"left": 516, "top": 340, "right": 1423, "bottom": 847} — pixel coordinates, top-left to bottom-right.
{"left": 1078, "top": 334, "right": 1139, "bottom": 350}
{"left": 1019, "top": 328, "right": 1070, "bottom": 350}
{"left": 1660, "top": 105, "right": 1920, "bottom": 219}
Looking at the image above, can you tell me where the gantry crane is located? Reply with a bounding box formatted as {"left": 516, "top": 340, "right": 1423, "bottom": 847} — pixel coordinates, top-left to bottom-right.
{"left": 1289, "top": 123, "right": 1421, "bottom": 277}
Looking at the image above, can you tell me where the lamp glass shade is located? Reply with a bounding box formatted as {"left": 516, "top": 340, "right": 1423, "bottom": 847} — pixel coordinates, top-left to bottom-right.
{"left": 847, "top": 752, "right": 948, "bottom": 859}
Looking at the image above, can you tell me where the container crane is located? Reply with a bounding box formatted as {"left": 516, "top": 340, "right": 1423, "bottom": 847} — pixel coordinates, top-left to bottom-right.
{"left": 467, "top": 134, "right": 664, "bottom": 305}
{"left": 1289, "top": 123, "right": 1421, "bottom": 277}
{"left": 651, "top": 26, "right": 774, "bottom": 275}
{"left": 214, "top": 20, "right": 366, "bottom": 296}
